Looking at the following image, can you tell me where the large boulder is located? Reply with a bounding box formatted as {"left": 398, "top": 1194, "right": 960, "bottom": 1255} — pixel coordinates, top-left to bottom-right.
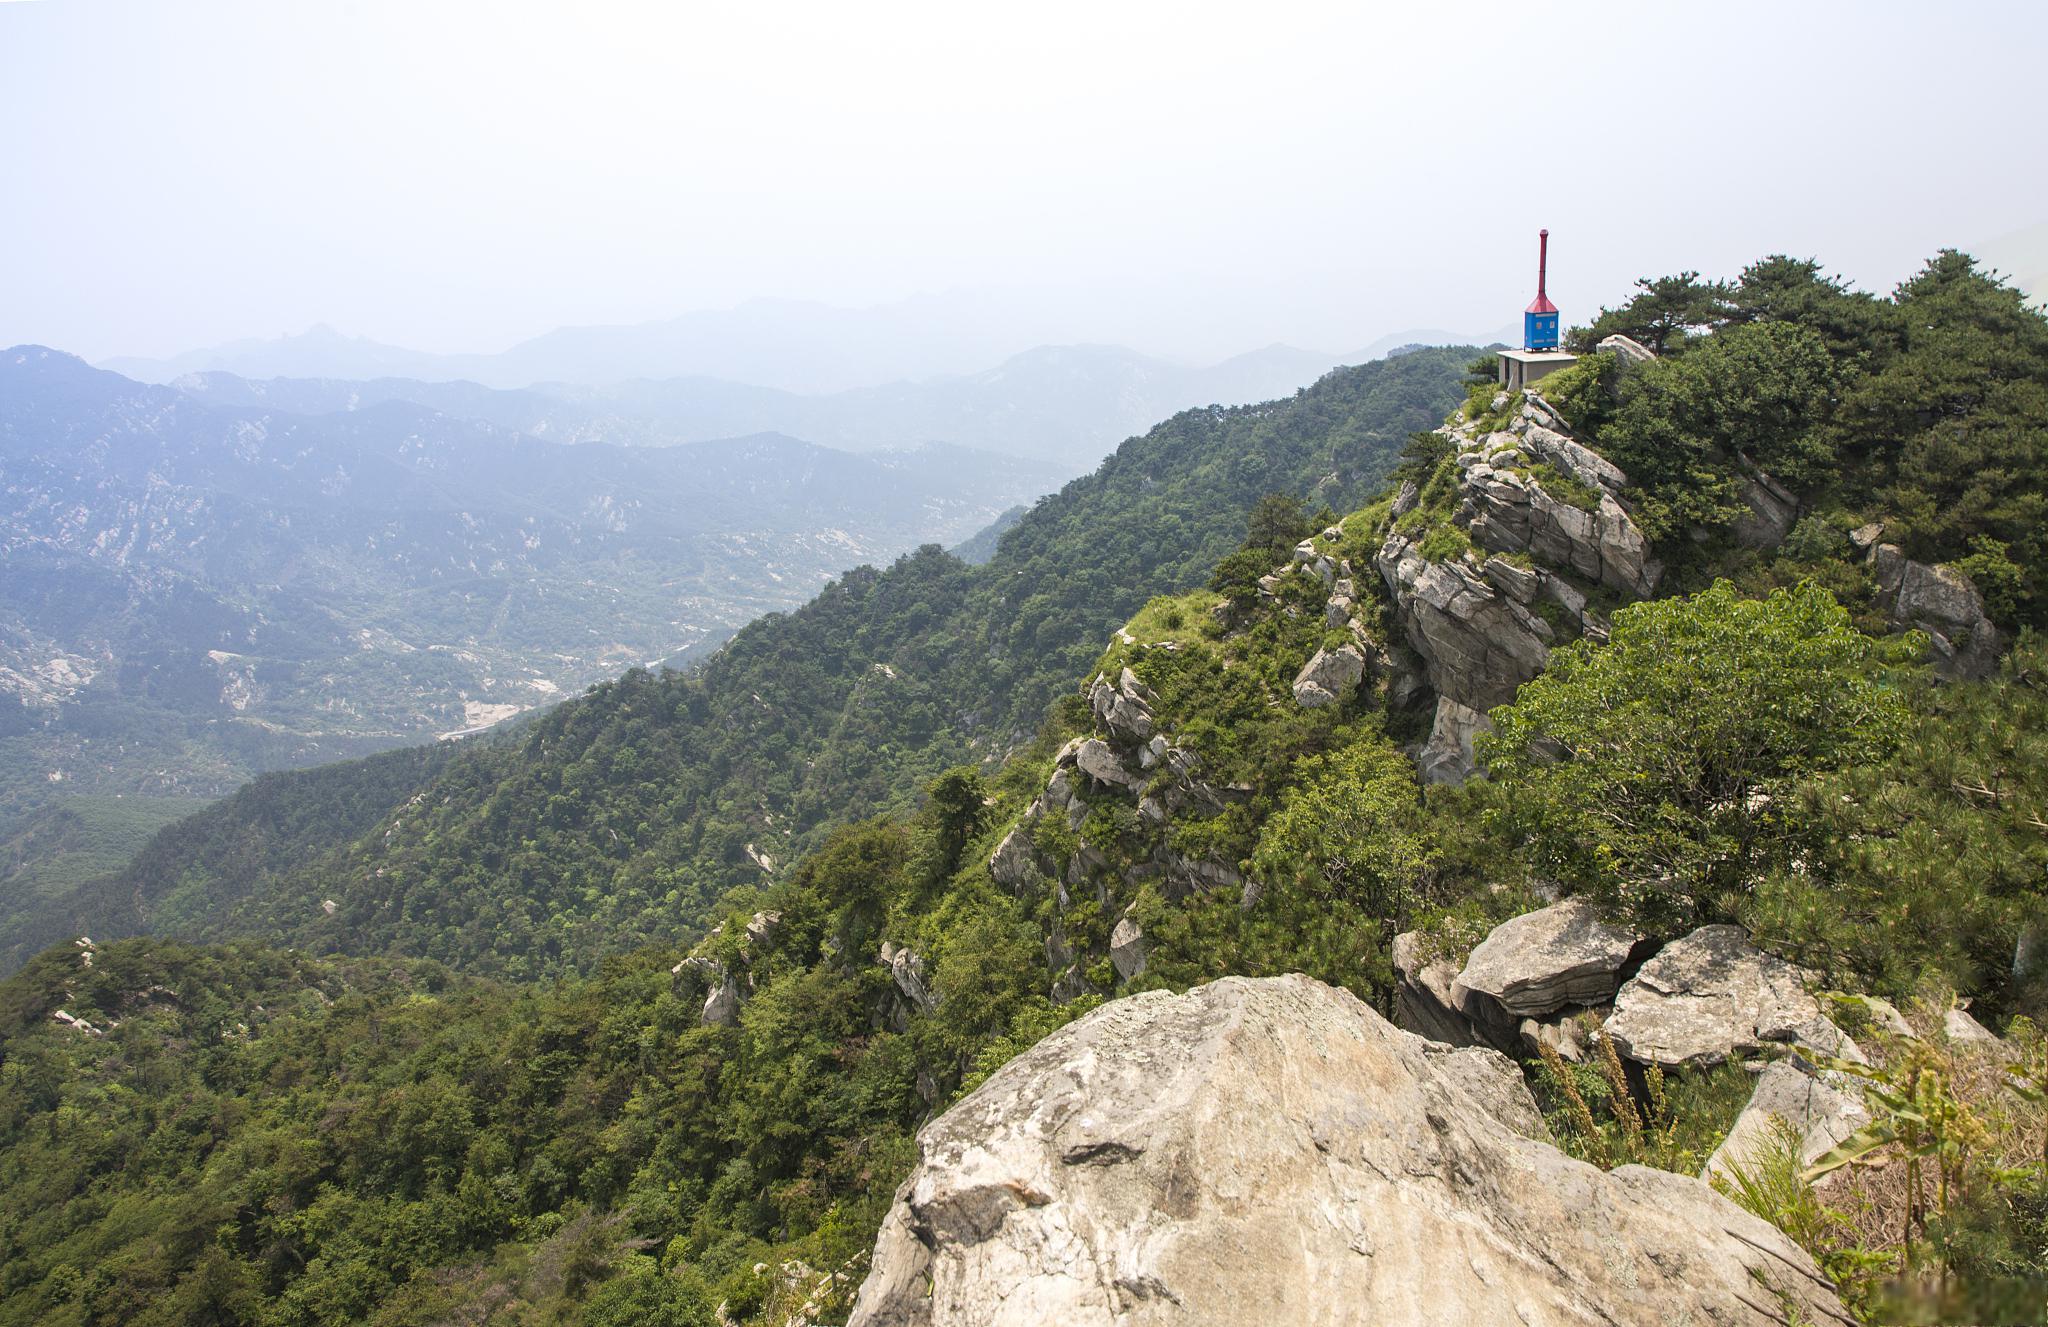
{"left": 1703, "top": 1060, "right": 1870, "bottom": 1187}
{"left": 1108, "top": 914, "right": 1147, "bottom": 982}
{"left": 1451, "top": 897, "right": 1647, "bottom": 1032}
{"left": 881, "top": 941, "right": 939, "bottom": 1017}
{"left": 1416, "top": 696, "right": 1489, "bottom": 785}
{"left": 848, "top": 975, "right": 1848, "bottom": 1327}
{"left": 1089, "top": 668, "right": 1158, "bottom": 742}
{"left": 1459, "top": 452, "right": 1656, "bottom": 597}
{"left": 1731, "top": 467, "right": 1798, "bottom": 551}
{"left": 1868, "top": 543, "right": 2002, "bottom": 680}
{"left": 1603, "top": 925, "right": 1863, "bottom": 1069}
{"left": 1291, "top": 643, "right": 1367, "bottom": 708}
{"left": 701, "top": 974, "right": 745, "bottom": 1028}
{"left": 1594, "top": 333, "right": 1657, "bottom": 369}
{"left": 1074, "top": 738, "right": 1141, "bottom": 790}
{"left": 988, "top": 825, "right": 1043, "bottom": 893}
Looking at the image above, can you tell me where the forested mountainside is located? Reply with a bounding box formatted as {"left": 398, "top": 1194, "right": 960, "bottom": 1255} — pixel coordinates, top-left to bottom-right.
{"left": 2, "top": 253, "right": 2045, "bottom": 1327}
{"left": 4, "top": 347, "right": 1469, "bottom": 977}
{"left": 0, "top": 349, "right": 1059, "bottom": 919}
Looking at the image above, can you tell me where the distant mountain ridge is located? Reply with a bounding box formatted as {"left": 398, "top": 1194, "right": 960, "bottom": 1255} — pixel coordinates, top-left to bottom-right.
{"left": 0, "top": 345, "right": 1062, "bottom": 845}
{"left": 155, "top": 339, "right": 1479, "bottom": 470}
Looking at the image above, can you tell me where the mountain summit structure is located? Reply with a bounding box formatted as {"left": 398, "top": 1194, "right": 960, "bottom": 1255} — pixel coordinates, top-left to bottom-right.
{"left": 1498, "top": 228, "right": 1579, "bottom": 391}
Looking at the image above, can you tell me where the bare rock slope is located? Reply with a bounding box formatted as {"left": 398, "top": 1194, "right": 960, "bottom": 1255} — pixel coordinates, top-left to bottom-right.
{"left": 849, "top": 974, "right": 1848, "bottom": 1327}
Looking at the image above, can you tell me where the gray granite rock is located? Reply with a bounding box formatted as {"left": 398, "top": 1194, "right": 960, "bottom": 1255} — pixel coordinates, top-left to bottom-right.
{"left": 1604, "top": 925, "right": 1863, "bottom": 1070}
{"left": 848, "top": 975, "right": 1847, "bottom": 1327}
{"left": 1452, "top": 897, "right": 1646, "bottom": 1024}
{"left": 1703, "top": 1060, "right": 1871, "bottom": 1187}
{"left": 1291, "top": 643, "right": 1367, "bottom": 708}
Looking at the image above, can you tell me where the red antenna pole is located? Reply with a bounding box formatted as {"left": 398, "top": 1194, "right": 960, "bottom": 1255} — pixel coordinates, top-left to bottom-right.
{"left": 1537, "top": 228, "right": 1549, "bottom": 304}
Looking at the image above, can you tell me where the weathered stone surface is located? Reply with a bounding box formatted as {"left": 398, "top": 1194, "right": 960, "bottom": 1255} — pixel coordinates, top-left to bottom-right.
{"left": 701, "top": 974, "right": 744, "bottom": 1028}
{"left": 1109, "top": 915, "right": 1147, "bottom": 982}
{"left": 1869, "top": 543, "right": 2002, "bottom": 680}
{"left": 1392, "top": 933, "right": 1474, "bottom": 1048}
{"left": 848, "top": 975, "right": 1847, "bottom": 1327}
{"left": 1703, "top": 1060, "right": 1871, "bottom": 1186}
{"left": 1732, "top": 468, "right": 1798, "bottom": 550}
{"left": 1089, "top": 669, "right": 1158, "bottom": 742}
{"left": 1074, "top": 738, "right": 1141, "bottom": 789}
{"left": 1376, "top": 537, "right": 1550, "bottom": 715}
{"left": 744, "top": 910, "right": 783, "bottom": 949}
{"left": 1391, "top": 931, "right": 1474, "bottom": 1047}
{"left": 1849, "top": 995, "right": 1916, "bottom": 1040}
{"left": 1461, "top": 458, "right": 1655, "bottom": 598}
{"left": 1595, "top": 333, "right": 1657, "bottom": 369}
{"left": 1290, "top": 643, "right": 1366, "bottom": 708}
{"left": 1604, "top": 925, "right": 1863, "bottom": 1069}
{"left": 1453, "top": 897, "right": 1647, "bottom": 1023}
{"left": 989, "top": 825, "right": 1042, "bottom": 893}
{"left": 1416, "top": 696, "right": 1489, "bottom": 785}
{"left": 1518, "top": 1013, "right": 1591, "bottom": 1064}
{"left": 881, "top": 941, "right": 939, "bottom": 1017}
{"left": 1945, "top": 1007, "right": 2003, "bottom": 1050}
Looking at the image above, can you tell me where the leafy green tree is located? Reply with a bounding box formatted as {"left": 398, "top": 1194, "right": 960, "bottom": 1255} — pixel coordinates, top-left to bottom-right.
{"left": 1480, "top": 582, "right": 1914, "bottom": 935}
{"left": 1568, "top": 271, "right": 1733, "bottom": 355}
{"left": 1833, "top": 252, "right": 2048, "bottom": 625}
{"left": 1724, "top": 254, "right": 1897, "bottom": 365}
{"left": 1250, "top": 735, "right": 1432, "bottom": 924}
{"left": 906, "top": 767, "right": 988, "bottom": 899}
{"left": 1209, "top": 493, "right": 1315, "bottom": 609}
{"left": 1597, "top": 321, "right": 1840, "bottom": 539}
{"left": 1748, "top": 633, "right": 2048, "bottom": 1004}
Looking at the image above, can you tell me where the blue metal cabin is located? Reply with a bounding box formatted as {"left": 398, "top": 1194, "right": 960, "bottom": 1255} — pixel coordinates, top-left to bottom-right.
{"left": 1524, "top": 228, "right": 1559, "bottom": 350}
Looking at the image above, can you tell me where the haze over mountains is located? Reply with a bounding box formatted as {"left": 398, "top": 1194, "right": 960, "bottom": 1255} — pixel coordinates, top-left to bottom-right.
{"left": 0, "top": 346, "right": 1064, "bottom": 836}
{"left": 106, "top": 304, "right": 1513, "bottom": 469}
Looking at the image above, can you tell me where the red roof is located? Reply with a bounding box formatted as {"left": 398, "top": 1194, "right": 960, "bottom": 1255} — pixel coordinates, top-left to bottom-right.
{"left": 1525, "top": 293, "right": 1556, "bottom": 315}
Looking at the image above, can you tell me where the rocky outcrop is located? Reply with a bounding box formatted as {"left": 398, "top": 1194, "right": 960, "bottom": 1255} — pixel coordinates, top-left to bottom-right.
{"left": 1373, "top": 393, "right": 1661, "bottom": 782}
{"left": 1459, "top": 439, "right": 1656, "bottom": 596}
{"left": 1868, "top": 543, "right": 2002, "bottom": 680}
{"left": 1390, "top": 930, "right": 1475, "bottom": 1048}
{"left": 701, "top": 974, "right": 745, "bottom": 1027}
{"left": 1944, "top": 1006, "right": 2004, "bottom": 1050}
{"left": 993, "top": 658, "right": 1246, "bottom": 996}
{"left": 1108, "top": 914, "right": 1147, "bottom": 982}
{"left": 880, "top": 941, "right": 939, "bottom": 1027}
{"left": 1376, "top": 538, "right": 1551, "bottom": 716}
{"left": 848, "top": 975, "right": 1848, "bottom": 1327}
{"left": 744, "top": 910, "right": 783, "bottom": 949}
{"left": 988, "top": 825, "right": 1044, "bottom": 893}
{"left": 1604, "top": 925, "right": 1863, "bottom": 1069}
{"left": 1089, "top": 668, "right": 1158, "bottom": 741}
{"left": 1290, "top": 642, "right": 1366, "bottom": 708}
{"left": 1416, "top": 696, "right": 1489, "bottom": 785}
{"left": 1596, "top": 333, "right": 1657, "bottom": 369}
{"left": 1451, "top": 898, "right": 1647, "bottom": 1038}
{"left": 1704, "top": 1061, "right": 1870, "bottom": 1187}
{"left": 1074, "top": 738, "right": 1141, "bottom": 790}
{"left": 1732, "top": 466, "right": 1799, "bottom": 550}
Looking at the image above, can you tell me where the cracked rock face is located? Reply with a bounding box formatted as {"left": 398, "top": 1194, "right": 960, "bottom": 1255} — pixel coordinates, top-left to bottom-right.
{"left": 1703, "top": 1061, "right": 1870, "bottom": 1187}
{"left": 1377, "top": 535, "right": 1551, "bottom": 716}
{"left": 1868, "top": 543, "right": 2002, "bottom": 680}
{"left": 1452, "top": 896, "right": 1648, "bottom": 1025}
{"left": 1290, "top": 642, "right": 1366, "bottom": 708}
{"left": 1604, "top": 925, "right": 1862, "bottom": 1070}
{"left": 848, "top": 975, "right": 1847, "bottom": 1327}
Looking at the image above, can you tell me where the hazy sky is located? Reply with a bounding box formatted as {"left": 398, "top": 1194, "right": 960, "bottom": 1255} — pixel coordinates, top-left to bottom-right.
{"left": 4, "top": 0, "right": 2044, "bottom": 367}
